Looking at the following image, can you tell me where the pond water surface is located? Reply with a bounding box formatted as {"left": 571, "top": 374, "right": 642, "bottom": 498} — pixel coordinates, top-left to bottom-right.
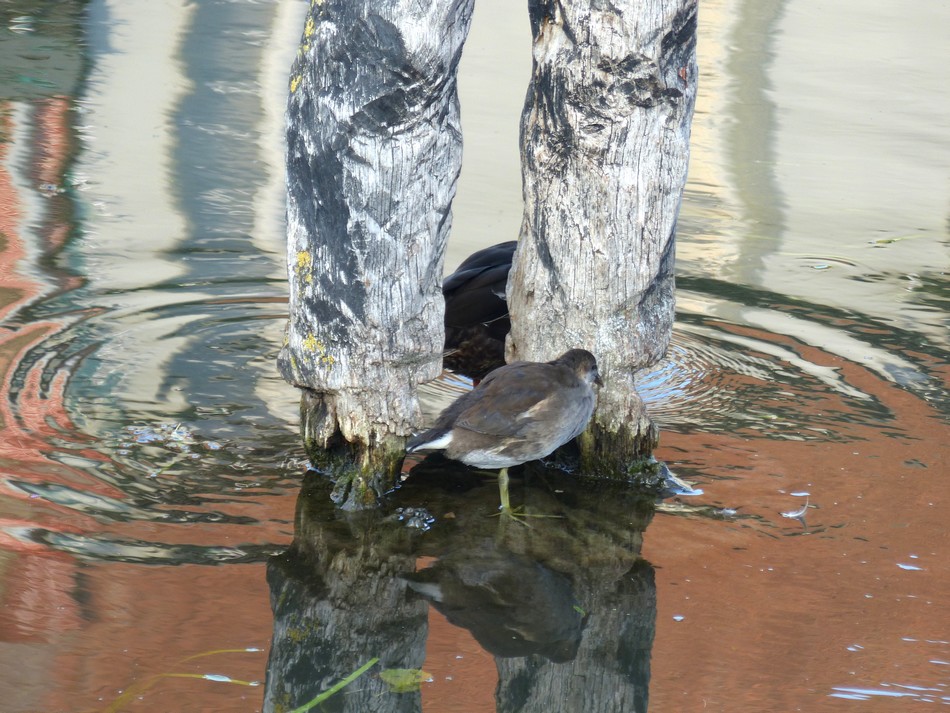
{"left": 0, "top": 1, "right": 947, "bottom": 712}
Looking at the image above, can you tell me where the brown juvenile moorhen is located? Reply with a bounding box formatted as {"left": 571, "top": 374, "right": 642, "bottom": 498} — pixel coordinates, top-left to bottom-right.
{"left": 408, "top": 348, "right": 602, "bottom": 516}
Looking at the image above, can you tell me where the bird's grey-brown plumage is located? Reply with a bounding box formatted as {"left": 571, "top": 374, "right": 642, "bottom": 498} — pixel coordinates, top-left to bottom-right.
{"left": 408, "top": 349, "right": 601, "bottom": 469}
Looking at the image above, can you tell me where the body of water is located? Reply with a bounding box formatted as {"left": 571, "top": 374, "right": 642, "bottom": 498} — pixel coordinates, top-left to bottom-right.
{"left": 0, "top": 0, "right": 947, "bottom": 711}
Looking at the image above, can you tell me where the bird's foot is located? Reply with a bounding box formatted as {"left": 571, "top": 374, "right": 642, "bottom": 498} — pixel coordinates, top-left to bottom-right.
{"left": 491, "top": 504, "right": 531, "bottom": 527}
{"left": 490, "top": 505, "right": 564, "bottom": 526}
{"left": 492, "top": 468, "right": 563, "bottom": 525}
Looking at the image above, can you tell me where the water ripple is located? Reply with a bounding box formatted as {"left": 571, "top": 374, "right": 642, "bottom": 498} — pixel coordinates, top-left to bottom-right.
{"left": 637, "top": 319, "right": 893, "bottom": 440}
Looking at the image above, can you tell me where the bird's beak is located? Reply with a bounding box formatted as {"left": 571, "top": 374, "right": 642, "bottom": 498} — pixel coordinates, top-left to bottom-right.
{"left": 594, "top": 371, "right": 604, "bottom": 387}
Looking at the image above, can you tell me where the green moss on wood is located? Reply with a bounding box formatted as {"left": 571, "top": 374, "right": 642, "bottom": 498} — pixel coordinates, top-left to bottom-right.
{"left": 577, "top": 415, "right": 661, "bottom": 481}
{"left": 299, "top": 393, "right": 406, "bottom": 510}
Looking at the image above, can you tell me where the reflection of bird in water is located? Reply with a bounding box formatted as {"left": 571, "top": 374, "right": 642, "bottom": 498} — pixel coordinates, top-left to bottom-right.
{"left": 442, "top": 241, "right": 515, "bottom": 380}
{"left": 407, "top": 349, "right": 602, "bottom": 517}
{"left": 403, "top": 544, "right": 586, "bottom": 662}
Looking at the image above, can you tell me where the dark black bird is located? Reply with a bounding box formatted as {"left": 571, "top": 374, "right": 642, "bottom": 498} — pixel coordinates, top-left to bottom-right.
{"left": 408, "top": 348, "right": 602, "bottom": 516}
{"left": 442, "top": 241, "right": 516, "bottom": 379}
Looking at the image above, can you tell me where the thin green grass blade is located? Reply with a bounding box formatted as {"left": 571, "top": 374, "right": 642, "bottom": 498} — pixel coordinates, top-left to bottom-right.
{"left": 288, "top": 657, "right": 381, "bottom": 713}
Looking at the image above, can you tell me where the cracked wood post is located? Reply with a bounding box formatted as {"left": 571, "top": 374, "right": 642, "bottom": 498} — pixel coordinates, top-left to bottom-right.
{"left": 507, "top": 0, "right": 698, "bottom": 476}
{"left": 278, "top": 0, "right": 474, "bottom": 508}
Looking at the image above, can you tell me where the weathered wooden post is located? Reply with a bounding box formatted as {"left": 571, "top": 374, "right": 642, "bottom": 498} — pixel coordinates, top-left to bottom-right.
{"left": 278, "top": 1, "right": 474, "bottom": 508}
{"left": 507, "top": 0, "right": 698, "bottom": 475}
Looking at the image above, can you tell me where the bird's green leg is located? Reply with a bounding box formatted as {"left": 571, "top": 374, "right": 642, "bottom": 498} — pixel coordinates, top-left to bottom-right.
{"left": 498, "top": 467, "right": 512, "bottom": 514}
{"left": 490, "top": 467, "right": 565, "bottom": 524}
{"left": 494, "top": 467, "right": 530, "bottom": 525}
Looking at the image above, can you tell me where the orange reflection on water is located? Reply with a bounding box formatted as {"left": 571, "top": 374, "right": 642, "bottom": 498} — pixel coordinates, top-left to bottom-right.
{"left": 646, "top": 342, "right": 949, "bottom": 711}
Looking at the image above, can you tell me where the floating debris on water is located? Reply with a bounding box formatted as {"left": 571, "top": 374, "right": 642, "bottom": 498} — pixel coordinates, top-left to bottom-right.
{"left": 379, "top": 668, "right": 433, "bottom": 693}
{"left": 782, "top": 498, "right": 810, "bottom": 519}
{"left": 391, "top": 507, "right": 435, "bottom": 531}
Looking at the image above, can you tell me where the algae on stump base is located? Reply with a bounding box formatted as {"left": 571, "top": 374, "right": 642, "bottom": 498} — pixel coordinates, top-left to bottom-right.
{"left": 299, "top": 390, "right": 407, "bottom": 510}
{"left": 576, "top": 385, "right": 660, "bottom": 480}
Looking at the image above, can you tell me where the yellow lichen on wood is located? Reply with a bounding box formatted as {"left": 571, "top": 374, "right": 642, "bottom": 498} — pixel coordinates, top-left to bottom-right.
{"left": 290, "top": 74, "right": 302, "bottom": 93}
{"left": 299, "top": 16, "right": 315, "bottom": 53}
{"left": 301, "top": 333, "right": 335, "bottom": 370}
{"left": 302, "top": 332, "right": 321, "bottom": 353}
{"left": 295, "top": 250, "right": 312, "bottom": 283}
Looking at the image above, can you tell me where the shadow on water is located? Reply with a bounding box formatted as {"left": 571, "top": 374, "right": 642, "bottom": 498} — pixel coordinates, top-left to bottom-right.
{"left": 264, "top": 463, "right": 656, "bottom": 712}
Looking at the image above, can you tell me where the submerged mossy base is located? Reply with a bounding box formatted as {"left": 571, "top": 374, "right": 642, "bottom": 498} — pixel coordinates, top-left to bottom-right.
{"left": 577, "top": 413, "right": 661, "bottom": 482}
{"left": 310, "top": 440, "right": 405, "bottom": 511}
{"left": 299, "top": 392, "right": 406, "bottom": 510}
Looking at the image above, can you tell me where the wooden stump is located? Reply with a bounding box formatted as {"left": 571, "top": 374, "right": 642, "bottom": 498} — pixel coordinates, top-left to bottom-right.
{"left": 278, "top": 0, "right": 475, "bottom": 507}
{"left": 508, "top": 0, "right": 698, "bottom": 475}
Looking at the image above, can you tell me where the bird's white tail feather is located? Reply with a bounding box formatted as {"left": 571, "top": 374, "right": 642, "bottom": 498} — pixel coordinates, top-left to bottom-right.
{"left": 407, "top": 431, "right": 453, "bottom": 452}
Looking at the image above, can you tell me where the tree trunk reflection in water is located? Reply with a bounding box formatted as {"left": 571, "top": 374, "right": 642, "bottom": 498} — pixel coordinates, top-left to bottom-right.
{"left": 264, "top": 467, "right": 656, "bottom": 711}
{"left": 264, "top": 474, "right": 427, "bottom": 712}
